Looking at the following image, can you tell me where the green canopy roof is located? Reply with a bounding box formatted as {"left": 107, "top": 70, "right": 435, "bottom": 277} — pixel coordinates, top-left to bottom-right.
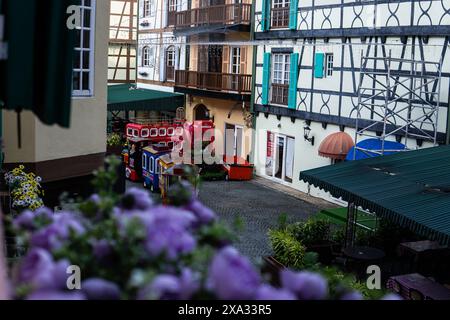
{"left": 300, "top": 145, "right": 450, "bottom": 245}
{"left": 108, "top": 84, "right": 184, "bottom": 112}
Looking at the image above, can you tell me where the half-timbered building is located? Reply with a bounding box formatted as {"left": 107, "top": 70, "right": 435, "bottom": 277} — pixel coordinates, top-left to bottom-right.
{"left": 253, "top": 0, "right": 450, "bottom": 201}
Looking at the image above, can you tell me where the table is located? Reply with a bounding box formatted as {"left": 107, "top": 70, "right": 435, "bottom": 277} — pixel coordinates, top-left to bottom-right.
{"left": 387, "top": 273, "right": 450, "bottom": 300}
{"left": 343, "top": 246, "right": 386, "bottom": 279}
{"left": 399, "top": 240, "right": 449, "bottom": 274}
{"left": 343, "top": 246, "right": 386, "bottom": 261}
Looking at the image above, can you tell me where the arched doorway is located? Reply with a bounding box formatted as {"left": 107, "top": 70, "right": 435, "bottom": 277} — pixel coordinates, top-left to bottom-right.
{"left": 193, "top": 104, "right": 210, "bottom": 121}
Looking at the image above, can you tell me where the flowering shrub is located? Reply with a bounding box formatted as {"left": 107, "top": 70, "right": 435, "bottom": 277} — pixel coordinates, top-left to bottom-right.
{"left": 107, "top": 133, "right": 122, "bottom": 147}
{"left": 4, "top": 165, "right": 44, "bottom": 211}
{"left": 9, "top": 158, "right": 398, "bottom": 300}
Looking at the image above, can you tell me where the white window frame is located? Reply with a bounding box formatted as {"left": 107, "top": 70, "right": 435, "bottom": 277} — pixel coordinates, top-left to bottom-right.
{"left": 325, "top": 53, "right": 334, "bottom": 77}
{"left": 270, "top": 53, "right": 290, "bottom": 106}
{"left": 150, "top": 157, "right": 155, "bottom": 173}
{"left": 159, "top": 128, "right": 167, "bottom": 136}
{"left": 230, "top": 47, "right": 241, "bottom": 74}
{"left": 272, "top": 53, "right": 290, "bottom": 85}
{"left": 143, "top": 154, "right": 148, "bottom": 170}
{"left": 150, "top": 128, "right": 158, "bottom": 137}
{"left": 142, "top": 46, "right": 150, "bottom": 67}
{"left": 141, "top": 128, "right": 150, "bottom": 138}
{"left": 73, "top": 0, "right": 96, "bottom": 97}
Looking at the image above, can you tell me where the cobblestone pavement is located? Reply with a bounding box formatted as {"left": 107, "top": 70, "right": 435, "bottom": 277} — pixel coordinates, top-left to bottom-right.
{"left": 126, "top": 179, "right": 328, "bottom": 262}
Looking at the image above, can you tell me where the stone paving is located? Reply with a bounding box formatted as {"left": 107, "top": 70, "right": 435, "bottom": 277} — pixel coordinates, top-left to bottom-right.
{"left": 127, "top": 178, "right": 331, "bottom": 262}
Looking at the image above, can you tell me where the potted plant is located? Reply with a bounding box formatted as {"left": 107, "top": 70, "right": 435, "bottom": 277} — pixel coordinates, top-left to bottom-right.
{"left": 289, "top": 219, "right": 338, "bottom": 264}
{"left": 106, "top": 133, "right": 124, "bottom": 156}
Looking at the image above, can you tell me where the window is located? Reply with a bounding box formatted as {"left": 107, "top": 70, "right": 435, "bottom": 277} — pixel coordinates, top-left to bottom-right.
{"left": 271, "top": 53, "right": 290, "bottom": 105}
{"left": 168, "top": 0, "right": 178, "bottom": 26}
{"left": 271, "top": 0, "right": 290, "bottom": 28}
{"left": 143, "top": 0, "right": 155, "bottom": 17}
{"left": 156, "top": 160, "right": 160, "bottom": 174}
{"left": 73, "top": 0, "right": 95, "bottom": 97}
{"left": 143, "top": 154, "right": 148, "bottom": 170}
{"left": 165, "top": 46, "right": 176, "bottom": 81}
{"left": 142, "top": 46, "right": 150, "bottom": 67}
{"left": 325, "top": 53, "right": 334, "bottom": 77}
{"left": 150, "top": 157, "right": 155, "bottom": 173}
{"left": 159, "top": 128, "right": 167, "bottom": 136}
{"left": 150, "top": 128, "right": 158, "bottom": 137}
{"left": 141, "top": 128, "right": 149, "bottom": 138}
{"left": 230, "top": 47, "right": 241, "bottom": 91}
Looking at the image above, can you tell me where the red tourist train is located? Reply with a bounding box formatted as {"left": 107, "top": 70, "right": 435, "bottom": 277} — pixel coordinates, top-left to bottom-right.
{"left": 123, "top": 120, "right": 215, "bottom": 182}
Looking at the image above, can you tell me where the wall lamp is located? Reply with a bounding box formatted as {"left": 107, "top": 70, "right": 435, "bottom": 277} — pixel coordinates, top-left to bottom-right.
{"left": 303, "top": 126, "right": 315, "bottom": 146}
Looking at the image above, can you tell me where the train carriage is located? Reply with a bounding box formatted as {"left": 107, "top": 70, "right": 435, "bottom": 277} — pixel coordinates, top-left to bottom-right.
{"left": 142, "top": 144, "right": 173, "bottom": 192}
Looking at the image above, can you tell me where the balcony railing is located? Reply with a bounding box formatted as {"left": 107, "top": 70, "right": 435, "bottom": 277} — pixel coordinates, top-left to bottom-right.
{"left": 175, "top": 70, "right": 252, "bottom": 94}
{"left": 175, "top": 4, "right": 252, "bottom": 28}
{"left": 271, "top": 83, "right": 289, "bottom": 105}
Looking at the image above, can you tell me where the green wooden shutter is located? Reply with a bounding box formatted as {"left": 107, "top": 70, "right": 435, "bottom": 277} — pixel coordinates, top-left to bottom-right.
{"left": 262, "top": 52, "right": 271, "bottom": 105}
{"left": 261, "top": 0, "right": 271, "bottom": 31}
{"left": 0, "top": 0, "right": 79, "bottom": 128}
{"left": 314, "top": 52, "right": 325, "bottom": 79}
{"left": 289, "top": 0, "right": 298, "bottom": 30}
{"left": 288, "top": 53, "right": 299, "bottom": 110}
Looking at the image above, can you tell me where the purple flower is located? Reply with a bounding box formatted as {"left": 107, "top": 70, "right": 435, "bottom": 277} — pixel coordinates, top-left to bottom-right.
{"left": 18, "top": 249, "right": 70, "bottom": 291}
{"left": 207, "top": 247, "right": 260, "bottom": 300}
{"left": 142, "top": 275, "right": 180, "bottom": 300}
{"left": 138, "top": 268, "right": 199, "bottom": 300}
{"left": 89, "top": 194, "right": 101, "bottom": 204}
{"left": 382, "top": 293, "right": 403, "bottom": 300}
{"left": 92, "top": 239, "right": 113, "bottom": 259}
{"left": 255, "top": 285, "right": 296, "bottom": 300}
{"left": 13, "top": 210, "right": 35, "bottom": 230}
{"left": 26, "top": 290, "right": 86, "bottom": 300}
{"left": 144, "top": 206, "right": 197, "bottom": 260}
{"left": 81, "top": 278, "right": 121, "bottom": 300}
{"left": 280, "top": 270, "right": 328, "bottom": 300}
{"left": 340, "top": 291, "right": 364, "bottom": 300}
{"left": 30, "top": 212, "right": 85, "bottom": 251}
{"left": 13, "top": 207, "right": 53, "bottom": 231}
{"left": 185, "top": 200, "right": 216, "bottom": 225}
{"left": 121, "top": 187, "right": 154, "bottom": 211}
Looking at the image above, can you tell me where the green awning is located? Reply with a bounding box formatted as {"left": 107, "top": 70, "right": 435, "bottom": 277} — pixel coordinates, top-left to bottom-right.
{"left": 108, "top": 84, "right": 184, "bottom": 112}
{"left": 300, "top": 145, "right": 450, "bottom": 245}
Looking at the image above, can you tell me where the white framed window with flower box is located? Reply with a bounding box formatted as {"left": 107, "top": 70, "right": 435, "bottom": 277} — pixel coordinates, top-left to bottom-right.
{"left": 271, "top": 53, "right": 290, "bottom": 106}
{"left": 73, "top": 0, "right": 96, "bottom": 97}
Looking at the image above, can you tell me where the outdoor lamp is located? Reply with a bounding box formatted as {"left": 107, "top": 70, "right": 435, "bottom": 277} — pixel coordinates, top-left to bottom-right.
{"left": 303, "top": 126, "right": 315, "bottom": 145}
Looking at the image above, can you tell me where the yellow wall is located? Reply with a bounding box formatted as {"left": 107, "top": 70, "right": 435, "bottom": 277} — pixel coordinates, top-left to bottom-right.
{"left": 2, "top": 0, "right": 109, "bottom": 164}
{"left": 186, "top": 96, "right": 252, "bottom": 160}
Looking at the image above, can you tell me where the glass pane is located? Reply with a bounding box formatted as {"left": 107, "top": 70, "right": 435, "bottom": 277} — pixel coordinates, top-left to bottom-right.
{"left": 83, "top": 51, "right": 90, "bottom": 69}
{"left": 84, "top": 9, "right": 91, "bottom": 28}
{"left": 83, "top": 30, "right": 91, "bottom": 48}
{"left": 82, "top": 71, "right": 90, "bottom": 90}
{"left": 73, "top": 72, "right": 81, "bottom": 90}
{"left": 275, "top": 136, "right": 284, "bottom": 179}
{"left": 73, "top": 51, "right": 81, "bottom": 69}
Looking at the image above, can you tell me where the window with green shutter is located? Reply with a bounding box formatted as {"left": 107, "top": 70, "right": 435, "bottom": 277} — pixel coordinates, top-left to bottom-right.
{"left": 289, "top": 0, "right": 298, "bottom": 30}
{"left": 262, "top": 52, "right": 271, "bottom": 105}
{"left": 288, "top": 53, "right": 299, "bottom": 109}
{"left": 314, "top": 52, "right": 325, "bottom": 79}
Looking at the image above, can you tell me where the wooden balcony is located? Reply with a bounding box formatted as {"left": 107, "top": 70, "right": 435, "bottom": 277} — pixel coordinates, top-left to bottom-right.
{"left": 175, "top": 4, "right": 252, "bottom": 28}
{"left": 175, "top": 70, "right": 252, "bottom": 94}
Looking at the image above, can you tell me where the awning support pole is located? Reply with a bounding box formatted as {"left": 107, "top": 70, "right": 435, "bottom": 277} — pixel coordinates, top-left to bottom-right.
{"left": 345, "top": 202, "right": 358, "bottom": 248}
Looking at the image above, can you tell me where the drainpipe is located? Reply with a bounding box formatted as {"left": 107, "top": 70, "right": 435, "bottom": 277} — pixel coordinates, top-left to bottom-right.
{"left": 249, "top": 1, "right": 257, "bottom": 165}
